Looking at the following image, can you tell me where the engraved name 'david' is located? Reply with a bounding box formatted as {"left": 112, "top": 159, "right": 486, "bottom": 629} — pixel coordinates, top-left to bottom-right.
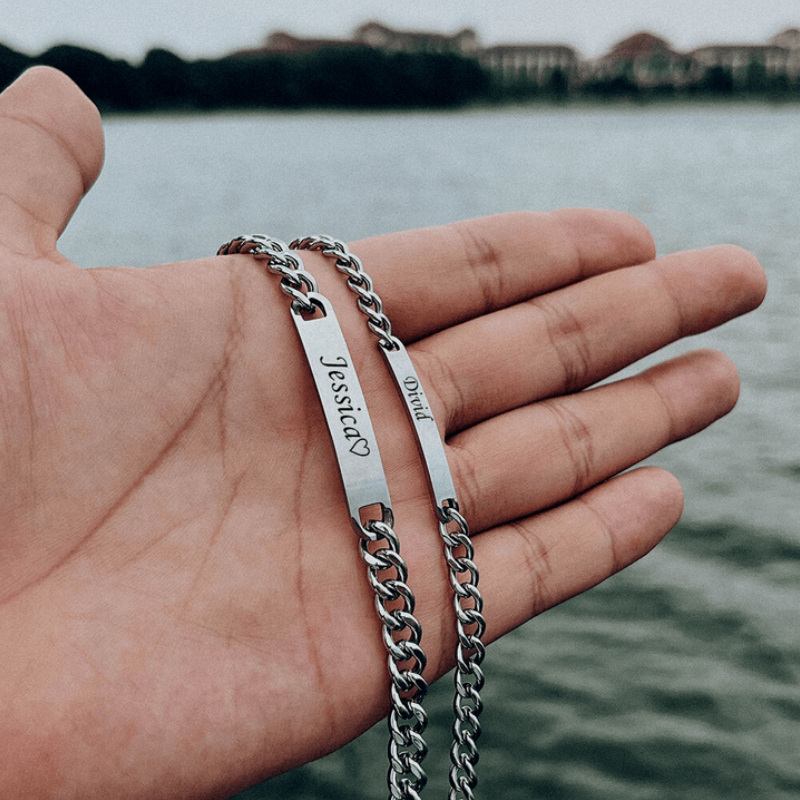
{"left": 320, "top": 356, "right": 371, "bottom": 457}
{"left": 402, "top": 376, "right": 434, "bottom": 422}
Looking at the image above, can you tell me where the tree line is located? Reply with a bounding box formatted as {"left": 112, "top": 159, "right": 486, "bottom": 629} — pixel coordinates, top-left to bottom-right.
{"left": 0, "top": 42, "right": 490, "bottom": 111}
{"left": 2, "top": 41, "right": 799, "bottom": 113}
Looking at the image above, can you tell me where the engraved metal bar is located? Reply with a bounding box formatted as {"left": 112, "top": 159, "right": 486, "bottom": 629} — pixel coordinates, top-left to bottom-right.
{"left": 290, "top": 292, "right": 393, "bottom": 530}
{"left": 380, "top": 343, "right": 457, "bottom": 513}
{"left": 288, "top": 235, "right": 485, "bottom": 800}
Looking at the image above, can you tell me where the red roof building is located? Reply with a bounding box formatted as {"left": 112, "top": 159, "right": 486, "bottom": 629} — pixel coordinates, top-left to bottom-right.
{"left": 353, "top": 21, "right": 479, "bottom": 54}
{"left": 588, "top": 32, "right": 692, "bottom": 87}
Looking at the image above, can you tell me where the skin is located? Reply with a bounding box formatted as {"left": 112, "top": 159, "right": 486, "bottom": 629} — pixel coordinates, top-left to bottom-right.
{"left": 0, "top": 67, "right": 766, "bottom": 799}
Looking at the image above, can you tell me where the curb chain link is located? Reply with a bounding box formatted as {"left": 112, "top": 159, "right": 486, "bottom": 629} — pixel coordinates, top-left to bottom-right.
{"left": 291, "top": 235, "right": 401, "bottom": 351}
{"left": 439, "top": 505, "right": 485, "bottom": 800}
{"left": 363, "top": 520, "right": 431, "bottom": 800}
{"left": 217, "top": 234, "right": 318, "bottom": 313}
{"left": 291, "top": 235, "right": 487, "bottom": 800}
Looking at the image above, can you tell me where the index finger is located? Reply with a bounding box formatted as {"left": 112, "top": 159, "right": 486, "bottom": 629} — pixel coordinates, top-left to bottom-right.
{"left": 349, "top": 209, "right": 656, "bottom": 342}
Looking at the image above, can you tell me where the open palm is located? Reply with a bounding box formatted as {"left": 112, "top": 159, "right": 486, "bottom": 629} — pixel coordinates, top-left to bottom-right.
{"left": 0, "top": 68, "right": 766, "bottom": 800}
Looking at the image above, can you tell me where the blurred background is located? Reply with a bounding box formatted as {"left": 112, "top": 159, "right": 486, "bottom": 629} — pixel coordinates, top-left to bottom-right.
{"left": 3, "top": 2, "right": 798, "bottom": 798}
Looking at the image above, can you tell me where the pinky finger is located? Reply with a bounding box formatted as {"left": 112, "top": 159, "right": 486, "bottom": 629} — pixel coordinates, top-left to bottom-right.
{"left": 476, "top": 466, "right": 684, "bottom": 644}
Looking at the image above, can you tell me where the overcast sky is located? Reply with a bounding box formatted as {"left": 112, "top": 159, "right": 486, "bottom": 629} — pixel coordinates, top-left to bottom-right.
{"left": 2, "top": 0, "right": 799, "bottom": 62}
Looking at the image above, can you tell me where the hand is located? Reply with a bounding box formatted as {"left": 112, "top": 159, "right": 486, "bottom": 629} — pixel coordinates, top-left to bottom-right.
{"left": 0, "top": 68, "right": 766, "bottom": 800}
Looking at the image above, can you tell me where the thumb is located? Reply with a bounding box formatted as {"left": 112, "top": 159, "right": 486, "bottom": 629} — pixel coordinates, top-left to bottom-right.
{"left": 0, "top": 66, "right": 104, "bottom": 257}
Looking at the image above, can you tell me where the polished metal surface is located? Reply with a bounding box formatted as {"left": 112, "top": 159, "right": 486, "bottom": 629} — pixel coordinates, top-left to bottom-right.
{"left": 291, "top": 235, "right": 487, "bottom": 800}
{"left": 380, "top": 343, "right": 458, "bottom": 512}
{"left": 217, "top": 234, "right": 317, "bottom": 313}
{"left": 290, "top": 292, "right": 393, "bottom": 534}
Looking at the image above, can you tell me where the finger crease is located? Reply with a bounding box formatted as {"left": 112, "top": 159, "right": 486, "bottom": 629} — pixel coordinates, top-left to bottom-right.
{"left": 640, "top": 371, "right": 681, "bottom": 445}
{"left": 454, "top": 223, "right": 507, "bottom": 316}
{"left": 0, "top": 111, "right": 90, "bottom": 193}
{"left": 505, "top": 519, "right": 553, "bottom": 617}
{"left": 529, "top": 294, "right": 593, "bottom": 395}
{"left": 413, "top": 343, "right": 467, "bottom": 434}
{"left": 575, "top": 495, "right": 623, "bottom": 575}
{"left": 0, "top": 192, "right": 61, "bottom": 258}
{"left": 542, "top": 399, "right": 595, "bottom": 497}
{"left": 553, "top": 215, "right": 589, "bottom": 282}
{"left": 653, "top": 266, "right": 690, "bottom": 340}
{"left": 447, "top": 438, "right": 483, "bottom": 530}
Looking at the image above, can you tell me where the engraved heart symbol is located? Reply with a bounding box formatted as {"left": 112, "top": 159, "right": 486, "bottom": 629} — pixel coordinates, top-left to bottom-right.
{"left": 349, "top": 438, "right": 370, "bottom": 457}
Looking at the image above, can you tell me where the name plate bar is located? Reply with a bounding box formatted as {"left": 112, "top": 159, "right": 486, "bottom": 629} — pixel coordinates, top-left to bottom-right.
{"left": 291, "top": 294, "right": 393, "bottom": 529}
{"left": 380, "top": 344, "right": 457, "bottom": 511}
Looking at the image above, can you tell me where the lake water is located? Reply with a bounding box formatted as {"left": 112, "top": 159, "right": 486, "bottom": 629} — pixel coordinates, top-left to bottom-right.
{"left": 59, "top": 103, "right": 799, "bottom": 799}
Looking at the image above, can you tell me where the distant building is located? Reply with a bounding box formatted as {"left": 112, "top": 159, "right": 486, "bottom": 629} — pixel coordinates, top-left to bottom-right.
{"left": 260, "top": 31, "right": 358, "bottom": 54}
{"left": 689, "top": 43, "right": 790, "bottom": 85}
{"left": 768, "top": 27, "right": 800, "bottom": 50}
{"left": 693, "top": 27, "right": 800, "bottom": 82}
{"left": 239, "top": 22, "right": 480, "bottom": 58}
{"left": 353, "top": 21, "right": 479, "bottom": 54}
{"left": 479, "top": 44, "right": 578, "bottom": 87}
{"left": 588, "top": 32, "right": 692, "bottom": 87}
{"left": 770, "top": 27, "right": 800, "bottom": 79}
{"left": 231, "top": 22, "right": 800, "bottom": 95}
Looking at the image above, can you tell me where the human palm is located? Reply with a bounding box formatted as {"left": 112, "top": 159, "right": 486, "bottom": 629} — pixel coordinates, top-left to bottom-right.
{"left": 0, "top": 68, "right": 766, "bottom": 800}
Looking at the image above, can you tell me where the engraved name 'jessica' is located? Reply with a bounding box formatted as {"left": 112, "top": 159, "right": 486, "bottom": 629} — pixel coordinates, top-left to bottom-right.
{"left": 320, "top": 356, "right": 371, "bottom": 457}
{"left": 402, "top": 376, "right": 434, "bottom": 422}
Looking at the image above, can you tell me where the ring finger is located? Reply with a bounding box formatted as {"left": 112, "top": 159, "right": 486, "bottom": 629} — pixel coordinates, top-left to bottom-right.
{"left": 411, "top": 244, "right": 764, "bottom": 435}
{"left": 444, "top": 348, "right": 738, "bottom": 533}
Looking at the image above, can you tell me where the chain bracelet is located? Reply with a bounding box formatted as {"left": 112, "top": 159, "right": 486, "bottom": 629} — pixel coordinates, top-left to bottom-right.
{"left": 366, "top": 521, "right": 430, "bottom": 800}
{"left": 439, "top": 506, "right": 485, "bottom": 800}
{"left": 291, "top": 235, "right": 487, "bottom": 800}
{"left": 217, "top": 234, "right": 430, "bottom": 800}
{"left": 291, "top": 235, "right": 401, "bottom": 351}
{"left": 217, "top": 234, "right": 318, "bottom": 314}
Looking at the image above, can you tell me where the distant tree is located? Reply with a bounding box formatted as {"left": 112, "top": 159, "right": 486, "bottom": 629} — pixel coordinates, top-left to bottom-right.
{"left": 284, "top": 48, "right": 488, "bottom": 108}
{"left": 768, "top": 71, "right": 792, "bottom": 97}
{"left": 388, "top": 51, "right": 489, "bottom": 107}
{"left": 702, "top": 65, "right": 734, "bottom": 95}
{"left": 582, "top": 73, "right": 639, "bottom": 99}
{"left": 431, "top": 51, "right": 491, "bottom": 105}
{"left": 189, "top": 54, "right": 302, "bottom": 108}
{"left": 293, "top": 47, "right": 388, "bottom": 107}
{"left": 545, "top": 67, "right": 570, "bottom": 100}
{"left": 139, "top": 48, "right": 195, "bottom": 108}
{"left": 36, "top": 45, "right": 143, "bottom": 110}
{"left": 744, "top": 58, "right": 768, "bottom": 94}
{"left": 0, "top": 44, "right": 31, "bottom": 91}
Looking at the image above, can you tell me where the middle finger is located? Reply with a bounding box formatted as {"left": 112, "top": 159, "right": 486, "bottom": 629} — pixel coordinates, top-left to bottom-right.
{"left": 411, "top": 244, "right": 763, "bottom": 434}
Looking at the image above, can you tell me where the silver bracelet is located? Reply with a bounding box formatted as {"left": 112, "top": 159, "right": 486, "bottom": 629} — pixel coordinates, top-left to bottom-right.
{"left": 291, "top": 236, "right": 486, "bottom": 800}
{"left": 217, "top": 235, "right": 430, "bottom": 799}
